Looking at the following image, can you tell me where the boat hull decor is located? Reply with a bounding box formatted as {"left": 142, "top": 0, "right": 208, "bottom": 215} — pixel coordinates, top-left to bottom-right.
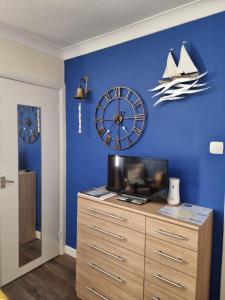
{"left": 150, "top": 42, "right": 209, "bottom": 107}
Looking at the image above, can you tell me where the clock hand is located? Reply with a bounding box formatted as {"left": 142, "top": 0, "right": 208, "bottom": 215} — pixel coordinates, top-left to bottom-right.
{"left": 104, "top": 121, "right": 116, "bottom": 136}
{"left": 102, "top": 118, "right": 114, "bottom": 121}
{"left": 117, "top": 98, "right": 120, "bottom": 116}
{"left": 123, "top": 116, "right": 137, "bottom": 120}
{"left": 104, "top": 129, "right": 110, "bottom": 136}
{"left": 122, "top": 125, "right": 128, "bottom": 133}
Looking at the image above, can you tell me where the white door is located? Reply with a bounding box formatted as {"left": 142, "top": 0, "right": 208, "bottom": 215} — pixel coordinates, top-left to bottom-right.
{"left": 0, "top": 77, "right": 60, "bottom": 286}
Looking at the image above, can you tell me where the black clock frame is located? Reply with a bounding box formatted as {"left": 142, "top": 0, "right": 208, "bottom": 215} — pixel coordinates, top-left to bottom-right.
{"left": 18, "top": 105, "right": 40, "bottom": 144}
{"left": 95, "top": 86, "right": 146, "bottom": 150}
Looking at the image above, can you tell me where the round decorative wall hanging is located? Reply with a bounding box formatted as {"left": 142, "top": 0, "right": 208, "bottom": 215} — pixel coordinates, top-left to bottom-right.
{"left": 95, "top": 87, "right": 146, "bottom": 149}
{"left": 18, "top": 105, "right": 41, "bottom": 144}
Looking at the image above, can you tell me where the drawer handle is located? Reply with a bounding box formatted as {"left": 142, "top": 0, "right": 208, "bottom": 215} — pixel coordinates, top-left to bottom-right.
{"left": 152, "top": 297, "right": 160, "bottom": 300}
{"left": 88, "top": 225, "right": 126, "bottom": 240}
{"left": 86, "top": 287, "right": 109, "bottom": 300}
{"left": 155, "top": 229, "right": 184, "bottom": 240}
{"left": 88, "top": 243, "right": 125, "bottom": 261}
{"left": 90, "top": 208, "right": 127, "bottom": 221}
{"left": 88, "top": 262, "right": 125, "bottom": 283}
{"left": 153, "top": 273, "right": 183, "bottom": 289}
{"left": 154, "top": 250, "right": 183, "bottom": 263}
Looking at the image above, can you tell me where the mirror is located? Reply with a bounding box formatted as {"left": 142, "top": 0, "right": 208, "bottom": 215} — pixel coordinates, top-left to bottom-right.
{"left": 17, "top": 105, "right": 42, "bottom": 267}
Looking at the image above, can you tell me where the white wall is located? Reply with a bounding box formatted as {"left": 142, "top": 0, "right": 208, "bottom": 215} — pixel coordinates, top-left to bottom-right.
{"left": 0, "top": 36, "right": 64, "bottom": 89}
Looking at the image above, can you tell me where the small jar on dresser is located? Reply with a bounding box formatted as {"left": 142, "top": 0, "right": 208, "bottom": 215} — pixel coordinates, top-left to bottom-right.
{"left": 75, "top": 193, "right": 213, "bottom": 300}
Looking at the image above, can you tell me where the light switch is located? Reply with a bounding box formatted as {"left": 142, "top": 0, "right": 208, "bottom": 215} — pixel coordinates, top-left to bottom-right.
{"left": 209, "top": 141, "right": 224, "bottom": 154}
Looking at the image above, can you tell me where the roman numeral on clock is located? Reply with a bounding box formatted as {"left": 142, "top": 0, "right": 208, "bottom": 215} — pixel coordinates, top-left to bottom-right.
{"left": 125, "top": 89, "right": 131, "bottom": 100}
{"left": 133, "top": 99, "right": 142, "bottom": 109}
{"left": 95, "top": 117, "right": 103, "bottom": 124}
{"left": 135, "top": 114, "right": 145, "bottom": 121}
{"left": 104, "top": 92, "right": 111, "bottom": 102}
{"left": 96, "top": 103, "right": 103, "bottom": 111}
{"left": 133, "top": 127, "right": 142, "bottom": 136}
{"left": 105, "top": 135, "right": 111, "bottom": 145}
{"left": 115, "top": 139, "right": 121, "bottom": 149}
{"left": 126, "top": 136, "right": 132, "bottom": 146}
{"left": 98, "top": 128, "right": 105, "bottom": 137}
{"left": 114, "top": 87, "right": 121, "bottom": 98}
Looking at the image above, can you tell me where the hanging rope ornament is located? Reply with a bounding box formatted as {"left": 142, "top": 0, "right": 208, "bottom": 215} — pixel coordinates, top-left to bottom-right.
{"left": 78, "top": 102, "right": 82, "bottom": 134}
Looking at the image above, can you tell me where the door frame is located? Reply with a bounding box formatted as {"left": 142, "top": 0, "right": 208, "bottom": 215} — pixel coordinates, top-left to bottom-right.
{"left": 220, "top": 197, "right": 225, "bottom": 300}
{"left": 59, "top": 86, "right": 66, "bottom": 254}
{"left": 0, "top": 71, "right": 66, "bottom": 260}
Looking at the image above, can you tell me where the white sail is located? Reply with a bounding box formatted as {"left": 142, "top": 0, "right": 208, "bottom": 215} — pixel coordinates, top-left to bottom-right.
{"left": 162, "top": 51, "right": 180, "bottom": 79}
{"left": 177, "top": 45, "right": 199, "bottom": 74}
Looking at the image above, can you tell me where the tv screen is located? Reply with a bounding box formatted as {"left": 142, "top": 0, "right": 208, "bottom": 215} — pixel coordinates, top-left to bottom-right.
{"left": 107, "top": 155, "right": 168, "bottom": 201}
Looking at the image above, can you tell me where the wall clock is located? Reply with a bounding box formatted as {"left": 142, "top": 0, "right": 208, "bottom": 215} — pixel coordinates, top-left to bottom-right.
{"left": 18, "top": 105, "right": 41, "bottom": 144}
{"left": 95, "top": 87, "right": 146, "bottom": 149}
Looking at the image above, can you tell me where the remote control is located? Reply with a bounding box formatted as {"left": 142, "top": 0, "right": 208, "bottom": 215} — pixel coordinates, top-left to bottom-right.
{"left": 117, "top": 196, "right": 129, "bottom": 202}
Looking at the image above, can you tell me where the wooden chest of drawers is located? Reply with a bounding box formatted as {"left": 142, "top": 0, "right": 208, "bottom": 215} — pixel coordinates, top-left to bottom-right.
{"left": 76, "top": 195, "right": 213, "bottom": 300}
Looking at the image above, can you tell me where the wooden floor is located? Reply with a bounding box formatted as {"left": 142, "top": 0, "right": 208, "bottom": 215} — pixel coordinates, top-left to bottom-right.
{"left": 2, "top": 255, "right": 79, "bottom": 300}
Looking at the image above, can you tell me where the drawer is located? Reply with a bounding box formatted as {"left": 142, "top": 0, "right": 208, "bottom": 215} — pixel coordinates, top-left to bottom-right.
{"left": 76, "top": 248, "right": 144, "bottom": 300}
{"left": 76, "top": 272, "right": 141, "bottom": 300}
{"left": 78, "top": 212, "right": 145, "bottom": 255}
{"left": 144, "top": 282, "right": 185, "bottom": 300}
{"left": 145, "top": 259, "right": 196, "bottom": 300}
{"left": 77, "top": 229, "right": 144, "bottom": 277}
{"left": 146, "top": 217, "right": 198, "bottom": 251}
{"left": 145, "top": 236, "right": 197, "bottom": 277}
{"left": 77, "top": 285, "right": 111, "bottom": 300}
{"left": 78, "top": 198, "right": 145, "bottom": 233}
{"left": 76, "top": 269, "right": 120, "bottom": 300}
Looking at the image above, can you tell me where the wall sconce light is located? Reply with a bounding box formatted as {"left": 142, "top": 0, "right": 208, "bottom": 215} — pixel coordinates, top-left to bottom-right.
{"left": 74, "top": 75, "right": 90, "bottom": 134}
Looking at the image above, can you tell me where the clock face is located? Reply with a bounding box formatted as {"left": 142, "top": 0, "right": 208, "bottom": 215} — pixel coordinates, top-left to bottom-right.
{"left": 95, "top": 87, "right": 146, "bottom": 149}
{"left": 18, "top": 105, "right": 41, "bottom": 144}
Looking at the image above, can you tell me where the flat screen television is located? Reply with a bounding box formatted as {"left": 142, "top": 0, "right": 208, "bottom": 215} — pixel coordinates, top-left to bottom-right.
{"left": 107, "top": 155, "right": 169, "bottom": 201}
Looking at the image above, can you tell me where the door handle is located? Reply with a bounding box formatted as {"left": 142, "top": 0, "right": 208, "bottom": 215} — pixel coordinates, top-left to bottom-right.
{"left": 153, "top": 273, "right": 183, "bottom": 289}
{"left": 0, "top": 176, "right": 15, "bottom": 189}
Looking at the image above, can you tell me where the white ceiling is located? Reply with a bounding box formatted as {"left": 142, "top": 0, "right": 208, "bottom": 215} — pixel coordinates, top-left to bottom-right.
{"left": 0, "top": 0, "right": 198, "bottom": 48}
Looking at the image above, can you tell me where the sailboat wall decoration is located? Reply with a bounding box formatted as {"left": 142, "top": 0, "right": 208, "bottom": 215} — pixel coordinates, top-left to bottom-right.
{"left": 150, "top": 42, "right": 209, "bottom": 107}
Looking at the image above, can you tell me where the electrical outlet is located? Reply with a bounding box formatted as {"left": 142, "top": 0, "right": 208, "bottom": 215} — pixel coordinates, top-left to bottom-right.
{"left": 209, "top": 141, "right": 224, "bottom": 155}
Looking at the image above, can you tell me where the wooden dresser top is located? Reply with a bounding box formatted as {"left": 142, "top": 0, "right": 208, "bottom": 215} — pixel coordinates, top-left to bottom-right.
{"left": 77, "top": 193, "right": 212, "bottom": 230}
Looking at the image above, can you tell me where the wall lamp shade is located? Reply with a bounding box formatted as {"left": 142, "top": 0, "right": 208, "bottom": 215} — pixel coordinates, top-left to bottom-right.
{"left": 75, "top": 86, "right": 85, "bottom": 99}
{"left": 74, "top": 75, "right": 90, "bottom": 100}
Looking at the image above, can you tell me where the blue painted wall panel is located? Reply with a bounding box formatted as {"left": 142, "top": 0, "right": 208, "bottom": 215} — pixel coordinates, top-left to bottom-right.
{"left": 65, "top": 12, "right": 225, "bottom": 299}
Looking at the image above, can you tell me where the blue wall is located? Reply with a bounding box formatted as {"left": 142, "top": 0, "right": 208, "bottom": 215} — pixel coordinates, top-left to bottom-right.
{"left": 65, "top": 12, "right": 225, "bottom": 299}
{"left": 18, "top": 136, "right": 41, "bottom": 231}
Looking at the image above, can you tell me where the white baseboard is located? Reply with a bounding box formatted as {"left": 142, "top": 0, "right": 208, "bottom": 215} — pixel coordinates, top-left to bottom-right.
{"left": 64, "top": 245, "right": 77, "bottom": 258}
{"left": 36, "top": 231, "right": 41, "bottom": 240}
{"left": 35, "top": 231, "right": 76, "bottom": 258}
